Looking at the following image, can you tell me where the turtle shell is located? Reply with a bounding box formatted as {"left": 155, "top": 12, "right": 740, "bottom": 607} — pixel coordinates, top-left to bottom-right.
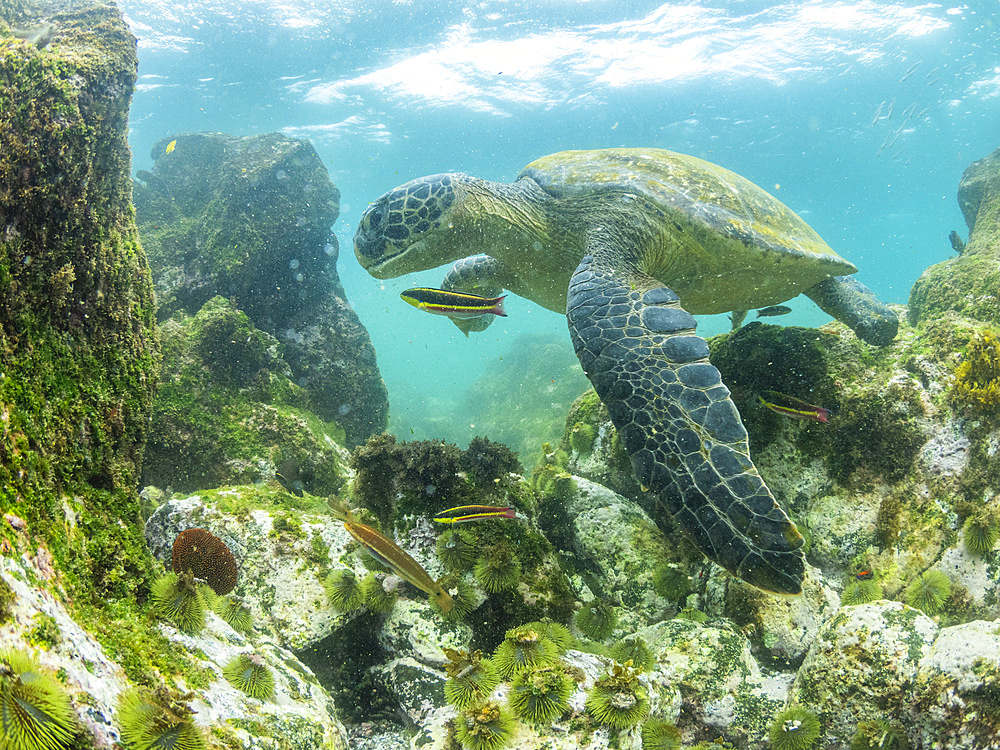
{"left": 518, "top": 148, "right": 857, "bottom": 314}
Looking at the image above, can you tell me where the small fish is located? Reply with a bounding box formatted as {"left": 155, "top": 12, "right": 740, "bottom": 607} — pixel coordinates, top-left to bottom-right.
{"left": 274, "top": 457, "right": 305, "bottom": 497}
{"left": 885, "top": 97, "right": 895, "bottom": 120}
{"left": 855, "top": 569, "right": 875, "bottom": 580}
{"left": 900, "top": 61, "right": 922, "bottom": 82}
{"left": 400, "top": 287, "right": 506, "bottom": 320}
{"left": 729, "top": 310, "right": 747, "bottom": 330}
{"left": 949, "top": 230, "right": 966, "bottom": 255}
{"left": 432, "top": 505, "right": 517, "bottom": 524}
{"left": 758, "top": 390, "right": 831, "bottom": 423}
{"left": 344, "top": 521, "right": 454, "bottom": 612}
{"left": 870, "top": 100, "right": 885, "bottom": 126}
{"left": 756, "top": 305, "right": 792, "bottom": 318}
{"left": 11, "top": 24, "right": 54, "bottom": 48}
{"left": 165, "top": 139, "right": 177, "bottom": 155}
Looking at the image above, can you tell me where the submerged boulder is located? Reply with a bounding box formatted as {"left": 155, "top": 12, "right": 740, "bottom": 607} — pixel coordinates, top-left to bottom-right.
{"left": 134, "top": 131, "right": 387, "bottom": 446}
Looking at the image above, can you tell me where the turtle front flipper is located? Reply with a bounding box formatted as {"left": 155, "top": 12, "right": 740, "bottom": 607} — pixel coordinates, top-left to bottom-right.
{"left": 804, "top": 275, "right": 898, "bottom": 346}
{"left": 442, "top": 254, "right": 510, "bottom": 336}
{"left": 567, "top": 254, "right": 805, "bottom": 595}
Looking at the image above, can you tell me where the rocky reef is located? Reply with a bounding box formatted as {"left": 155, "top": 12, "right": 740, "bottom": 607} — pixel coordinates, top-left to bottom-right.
{"left": 133, "top": 131, "right": 388, "bottom": 447}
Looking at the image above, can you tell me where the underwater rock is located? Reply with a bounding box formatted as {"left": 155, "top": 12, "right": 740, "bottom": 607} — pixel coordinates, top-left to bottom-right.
{"left": 133, "top": 131, "right": 387, "bottom": 446}
{"left": 0, "top": 0, "right": 159, "bottom": 596}
{"left": 141, "top": 296, "right": 351, "bottom": 494}
{"left": 909, "top": 146, "right": 1000, "bottom": 325}
{"left": 379, "top": 598, "right": 473, "bottom": 668}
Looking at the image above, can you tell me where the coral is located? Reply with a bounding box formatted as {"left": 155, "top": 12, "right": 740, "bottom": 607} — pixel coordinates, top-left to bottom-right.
{"left": 506, "top": 665, "right": 573, "bottom": 724}
{"left": 651, "top": 563, "right": 691, "bottom": 602}
{"left": 851, "top": 719, "right": 909, "bottom": 750}
{"left": 952, "top": 330, "right": 1000, "bottom": 413}
{"left": 904, "top": 570, "right": 952, "bottom": 615}
{"left": 212, "top": 596, "right": 254, "bottom": 634}
{"left": 150, "top": 571, "right": 209, "bottom": 634}
{"left": 640, "top": 718, "right": 683, "bottom": 750}
{"left": 359, "top": 573, "right": 397, "bottom": 614}
{"left": 575, "top": 600, "right": 618, "bottom": 641}
{"left": 842, "top": 578, "right": 883, "bottom": 606}
{"left": 609, "top": 637, "right": 655, "bottom": 672}
{"left": 171, "top": 528, "right": 238, "bottom": 596}
{"left": 522, "top": 621, "right": 574, "bottom": 654}
{"left": 473, "top": 544, "right": 521, "bottom": 594}
{"left": 116, "top": 687, "right": 207, "bottom": 750}
{"left": 0, "top": 650, "right": 77, "bottom": 750}
{"left": 222, "top": 653, "right": 275, "bottom": 700}
{"left": 436, "top": 528, "right": 478, "bottom": 571}
{"left": 768, "top": 706, "right": 822, "bottom": 750}
{"left": 569, "top": 421, "right": 596, "bottom": 454}
{"left": 443, "top": 649, "right": 500, "bottom": 710}
{"left": 325, "top": 569, "right": 364, "bottom": 613}
{"left": 453, "top": 701, "right": 515, "bottom": 750}
{"left": 585, "top": 663, "right": 649, "bottom": 730}
{"left": 963, "top": 510, "right": 999, "bottom": 554}
{"left": 492, "top": 625, "right": 561, "bottom": 679}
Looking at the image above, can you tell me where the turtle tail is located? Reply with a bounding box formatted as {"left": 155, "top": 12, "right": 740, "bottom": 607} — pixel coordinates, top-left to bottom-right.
{"left": 567, "top": 253, "right": 805, "bottom": 595}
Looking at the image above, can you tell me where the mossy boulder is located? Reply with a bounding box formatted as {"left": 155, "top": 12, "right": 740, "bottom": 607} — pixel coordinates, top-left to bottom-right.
{"left": 0, "top": 0, "right": 158, "bottom": 598}
{"left": 142, "top": 296, "right": 350, "bottom": 494}
{"left": 133, "top": 131, "right": 387, "bottom": 446}
{"left": 909, "top": 147, "right": 1000, "bottom": 325}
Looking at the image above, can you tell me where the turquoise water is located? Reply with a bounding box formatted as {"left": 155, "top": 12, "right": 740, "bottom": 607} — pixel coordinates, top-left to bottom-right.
{"left": 122, "top": 0, "right": 1000, "bottom": 447}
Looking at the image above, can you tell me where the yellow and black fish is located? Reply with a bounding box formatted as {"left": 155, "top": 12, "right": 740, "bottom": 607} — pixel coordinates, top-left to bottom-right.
{"left": 165, "top": 139, "right": 177, "bottom": 155}
{"left": 432, "top": 504, "right": 517, "bottom": 524}
{"left": 758, "top": 390, "right": 831, "bottom": 423}
{"left": 344, "top": 520, "right": 454, "bottom": 612}
{"left": 401, "top": 287, "right": 506, "bottom": 320}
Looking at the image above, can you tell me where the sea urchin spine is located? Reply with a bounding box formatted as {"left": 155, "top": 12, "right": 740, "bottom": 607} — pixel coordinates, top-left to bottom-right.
{"left": 222, "top": 653, "right": 275, "bottom": 700}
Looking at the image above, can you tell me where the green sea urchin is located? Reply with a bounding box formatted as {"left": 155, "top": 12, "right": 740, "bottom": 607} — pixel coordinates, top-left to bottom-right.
{"left": 431, "top": 575, "right": 477, "bottom": 621}
{"left": 116, "top": 688, "right": 207, "bottom": 750}
{"left": 443, "top": 649, "right": 500, "bottom": 710}
{"left": 506, "top": 666, "right": 573, "bottom": 724}
{"left": 585, "top": 663, "right": 649, "bottom": 730}
{"left": 575, "top": 600, "right": 617, "bottom": 641}
{"left": 222, "top": 653, "right": 275, "bottom": 700}
{"left": 473, "top": 545, "right": 521, "bottom": 594}
{"left": 841, "top": 578, "right": 882, "bottom": 606}
{"left": 768, "top": 706, "right": 821, "bottom": 750}
{"left": 963, "top": 512, "right": 999, "bottom": 555}
{"left": 436, "top": 529, "right": 478, "bottom": 571}
{"left": 522, "top": 621, "right": 574, "bottom": 653}
{"left": 453, "top": 701, "right": 515, "bottom": 750}
{"left": 850, "top": 718, "right": 909, "bottom": 750}
{"left": 640, "top": 718, "right": 682, "bottom": 750}
{"left": 325, "top": 568, "right": 364, "bottom": 612}
{"left": 150, "top": 571, "right": 209, "bottom": 634}
{"left": 609, "top": 637, "right": 654, "bottom": 672}
{"left": 212, "top": 596, "right": 254, "bottom": 634}
{"left": 360, "top": 573, "right": 398, "bottom": 614}
{"left": 0, "top": 650, "right": 77, "bottom": 750}
{"left": 651, "top": 563, "right": 691, "bottom": 602}
{"left": 904, "top": 569, "right": 951, "bottom": 615}
{"left": 492, "top": 625, "right": 560, "bottom": 679}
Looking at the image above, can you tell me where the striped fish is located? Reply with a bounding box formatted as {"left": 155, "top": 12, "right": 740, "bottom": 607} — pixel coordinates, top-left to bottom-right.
{"left": 432, "top": 505, "right": 517, "bottom": 524}
{"left": 344, "top": 521, "right": 454, "bottom": 612}
{"left": 758, "top": 390, "right": 831, "bottom": 423}
{"left": 400, "top": 287, "right": 506, "bottom": 320}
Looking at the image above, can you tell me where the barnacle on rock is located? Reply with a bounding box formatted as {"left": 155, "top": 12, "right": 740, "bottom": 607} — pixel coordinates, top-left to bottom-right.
{"left": 904, "top": 570, "right": 951, "bottom": 615}
{"left": 360, "top": 573, "right": 398, "bottom": 614}
{"left": 492, "top": 625, "right": 560, "bottom": 679}
{"left": 609, "top": 637, "right": 654, "bottom": 672}
{"left": 116, "top": 687, "right": 207, "bottom": 750}
{"left": 841, "top": 578, "right": 882, "bottom": 606}
{"left": 585, "top": 662, "right": 649, "bottom": 730}
{"left": 640, "top": 718, "right": 683, "bottom": 750}
{"left": 507, "top": 665, "right": 573, "bottom": 724}
{"left": 150, "top": 571, "right": 209, "bottom": 634}
{"left": 575, "top": 600, "right": 618, "bottom": 641}
{"left": 171, "top": 528, "right": 238, "bottom": 595}
{"left": 850, "top": 718, "right": 909, "bottom": 750}
{"left": 473, "top": 544, "right": 521, "bottom": 594}
{"left": 212, "top": 596, "right": 254, "bottom": 634}
{"left": 0, "top": 650, "right": 77, "bottom": 750}
{"left": 952, "top": 329, "right": 1000, "bottom": 413}
{"left": 325, "top": 568, "right": 364, "bottom": 612}
{"left": 443, "top": 649, "right": 500, "bottom": 710}
{"left": 453, "top": 700, "right": 515, "bottom": 750}
{"left": 222, "top": 653, "right": 275, "bottom": 700}
{"left": 768, "top": 706, "right": 822, "bottom": 750}
{"left": 436, "top": 528, "right": 478, "bottom": 571}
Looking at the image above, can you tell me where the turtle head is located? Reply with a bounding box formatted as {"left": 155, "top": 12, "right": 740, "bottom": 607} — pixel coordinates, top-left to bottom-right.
{"left": 355, "top": 173, "right": 476, "bottom": 279}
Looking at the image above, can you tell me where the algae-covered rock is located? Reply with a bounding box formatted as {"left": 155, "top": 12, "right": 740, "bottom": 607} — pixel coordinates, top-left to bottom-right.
{"left": 134, "top": 131, "right": 387, "bottom": 446}
{"left": 142, "top": 296, "right": 351, "bottom": 494}
{"left": 909, "top": 147, "right": 1000, "bottom": 325}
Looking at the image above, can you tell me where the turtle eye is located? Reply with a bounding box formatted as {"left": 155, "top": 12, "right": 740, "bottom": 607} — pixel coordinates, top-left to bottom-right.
{"left": 362, "top": 201, "right": 386, "bottom": 233}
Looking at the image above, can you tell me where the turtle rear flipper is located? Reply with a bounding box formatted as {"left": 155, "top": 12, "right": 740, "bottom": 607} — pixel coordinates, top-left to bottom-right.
{"left": 567, "top": 252, "right": 806, "bottom": 596}
{"left": 442, "top": 254, "right": 509, "bottom": 336}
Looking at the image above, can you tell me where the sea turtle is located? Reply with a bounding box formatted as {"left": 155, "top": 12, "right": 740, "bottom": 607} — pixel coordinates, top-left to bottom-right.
{"left": 354, "top": 148, "right": 898, "bottom": 595}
